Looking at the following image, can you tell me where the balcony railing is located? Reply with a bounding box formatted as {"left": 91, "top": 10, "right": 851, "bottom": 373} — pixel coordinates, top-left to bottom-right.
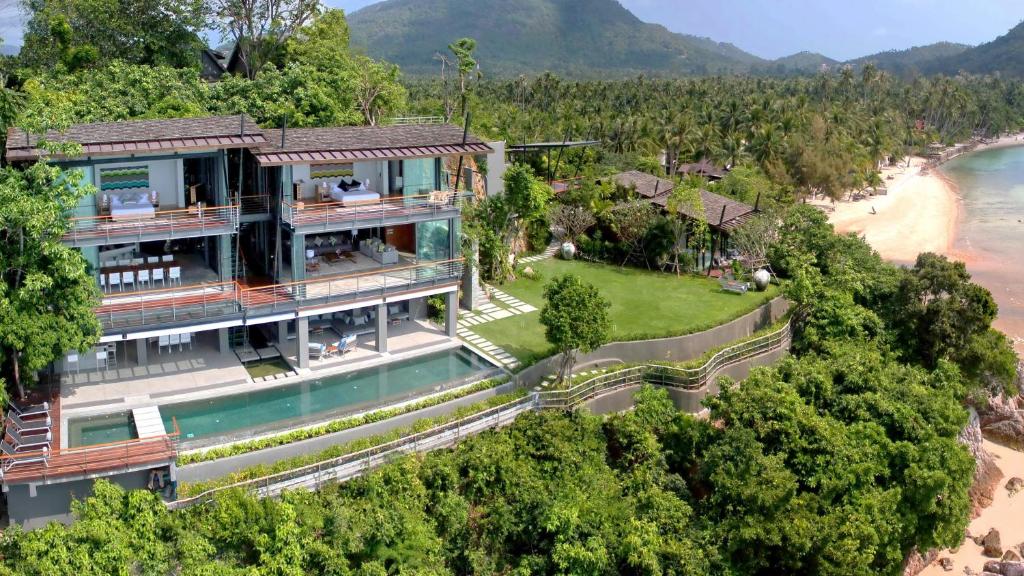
{"left": 63, "top": 204, "right": 240, "bottom": 246}
{"left": 242, "top": 258, "right": 464, "bottom": 315}
{"left": 281, "top": 192, "right": 464, "bottom": 231}
{"left": 238, "top": 194, "right": 271, "bottom": 216}
{"left": 95, "top": 281, "right": 244, "bottom": 331}
{"left": 0, "top": 419, "right": 179, "bottom": 484}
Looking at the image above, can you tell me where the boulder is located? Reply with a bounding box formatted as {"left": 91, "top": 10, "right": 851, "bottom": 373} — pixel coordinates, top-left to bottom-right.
{"left": 939, "top": 557, "right": 954, "bottom": 571}
{"left": 980, "top": 561, "right": 1024, "bottom": 576}
{"left": 982, "top": 528, "right": 1003, "bottom": 558}
{"left": 1005, "top": 549, "right": 1023, "bottom": 562}
{"left": 961, "top": 409, "right": 1005, "bottom": 517}
{"left": 979, "top": 391, "right": 1024, "bottom": 451}
{"left": 904, "top": 548, "right": 939, "bottom": 576}
{"left": 1006, "top": 477, "right": 1024, "bottom": 497}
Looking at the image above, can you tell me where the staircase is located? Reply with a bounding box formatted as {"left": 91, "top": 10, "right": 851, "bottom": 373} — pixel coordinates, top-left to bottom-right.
{"left": 228, "top": 326, "right": 248, "bottom": 350}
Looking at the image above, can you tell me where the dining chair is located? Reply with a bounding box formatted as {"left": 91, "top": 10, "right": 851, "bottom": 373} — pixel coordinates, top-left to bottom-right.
{"left": 161, "top": 255, "right": 173, "bottom": 263}
{"left": 169, "top": 333, "right": 181, "bottom": 351}
{"left": 152, "top": 267, "right": 165, "bottom": 287}
{"left": 95, "top": 350, "right": 107, "bottom": 371}
{"left": 130, "top": 258, "right": 143, "bottom": 266}
{"left": 146, "top": 256, "right": 159, "bottom": 264}
{"left": 169, "top": 267, "right": 181, "bottom": 286}
{"left": 158, "top": 335, "right": 169, "bottom": 354}
{"left": 181, "top": 332, "right": 193, "bottom": 350}
{"left": 137, "top": 269, "right": 150, "bottom": 289}
{"left": 108, "top": 272, "right": 121, "bottom": 292}
{"left": 99, "top": 274, "right": 107, "bottom": 293}
{"left": 122, "top": 270, "right": 135, "bottom": 291}
{"left": 66, "top": 353, "right": 79, "bottom": 373}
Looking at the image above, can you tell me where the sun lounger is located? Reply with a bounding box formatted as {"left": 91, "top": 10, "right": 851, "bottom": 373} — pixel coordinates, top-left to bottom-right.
{"left": 0, "top": 439, "right": 48, "bottom": 472}
{"left": 8, "top": 402, "right": 49, "bottom": 419}
{"left": 6, "top": 427, "right": 51, "bottom": 451}
{"left": 7, "top": 412, "right": 51, "bottom": 434}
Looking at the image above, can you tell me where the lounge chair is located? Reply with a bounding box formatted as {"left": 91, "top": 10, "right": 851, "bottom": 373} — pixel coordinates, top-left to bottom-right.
{"left": 309, "top": 342, "right": 327, "bottom": 361}
{"left": 0, "top": 440, "right": 47, "bottom": 472}
{"left": 7, "top": 401, "right": 49, "bottom": 419}
{"left": 7, "top": 412, "right": 51, "bottom": 434}
{"left": 6, "top": 427, "right": 51, "bottom": 451}
{"left": 339, "top": 334, "right": 357, "bottom": 354}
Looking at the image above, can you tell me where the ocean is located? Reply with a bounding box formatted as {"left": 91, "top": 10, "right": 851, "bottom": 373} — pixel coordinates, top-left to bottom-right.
{"left": 943, "top": 145, "right": 1024, "bottom": 354}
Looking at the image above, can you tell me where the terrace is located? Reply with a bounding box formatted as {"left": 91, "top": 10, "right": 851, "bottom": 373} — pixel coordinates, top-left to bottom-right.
{"left": 63, "top": 204, "right": 239, "bottom": 248}
{"left": 281, "top": 192, "right": 463, "bottom": 234}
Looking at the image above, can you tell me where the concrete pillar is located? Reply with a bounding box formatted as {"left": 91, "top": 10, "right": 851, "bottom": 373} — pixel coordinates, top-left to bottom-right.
{"left": 445, "top": 291, "right": 458, "bottom": 337}
{"left": 217, "top": 328, "right": 230, "bottom": 354}
{"left": 460, "top": 239, "right": 479, "bottom": 311}
{"left": 296, "top": 316, "right": 310, "bottom": 369}
{"left": 277, "top": 320, "right": 289, "bottom": 346}
{"left": 375, "top": 304, "right": 388, "bottom": 353}
{"left": 135, "top": 338, "right": 148, "bottom": 366}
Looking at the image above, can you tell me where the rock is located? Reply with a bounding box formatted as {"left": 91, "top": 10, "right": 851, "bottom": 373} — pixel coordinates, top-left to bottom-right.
{"left": 979, "top": 391, "right": 1024, "bottom": 451}
{"left": 939, "top": 557, "right": 954, "bottom": 571}
{"left": 981, "top": 561, "right": 1024, "bottom": 576}
{"left": 982, "top": 528, "right": 1003, "bottom": 558}
{"left": 1002, "top": 549, "right": 1022, "bottom": 562}
{"left": 904, "top": 547, "right": 938, "bottom": 576}
{"left": 962, "top": 408, "right": 1005, "bottom": 517}
{"left": 1006, "top": 477, "right": 1024, "bottom": 497}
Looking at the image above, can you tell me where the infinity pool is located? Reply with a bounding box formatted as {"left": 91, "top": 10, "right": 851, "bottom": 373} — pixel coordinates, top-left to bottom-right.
{"left": 67, "top": 348, "right": 497, "bottom": 448}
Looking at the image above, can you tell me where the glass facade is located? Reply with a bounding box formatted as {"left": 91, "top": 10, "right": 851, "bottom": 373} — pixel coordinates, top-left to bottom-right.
{"left": 402, "top": 158, "right": 438, "bottom": 197}
{"left": 416, "top": 219, "right": 451, "bottom": 261}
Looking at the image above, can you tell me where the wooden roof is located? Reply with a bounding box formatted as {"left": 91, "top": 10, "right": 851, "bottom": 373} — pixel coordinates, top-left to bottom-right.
{"left": 651, "top": 188, "right": 756, "bottom": 232}
{"left": 677, "top": 158, "right": 728, "bottom": 179}
{"left": 255, "top": 124, "right": 492, "bottom": 166}
{"left": 5, "top": 115, "right": 266, "bottom": 161}
{"left": 612, "top": 170, "right": 676, "bottom": 198}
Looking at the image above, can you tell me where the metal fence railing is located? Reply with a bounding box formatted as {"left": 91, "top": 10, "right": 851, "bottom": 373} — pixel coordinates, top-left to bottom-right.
{"left": 63, "top": 205, "right": 239, "bottom": 246}
{"left": 535, "top": 321, "right": 793, "bottom": 409}
{"left": 167, "top": 320, "right": 793, "bottom": 510}
{"left": 169, "top": 396, "right": 534, "bottom": 510}
{"left": 281, "top": 191, "right": 465, "bottom": 231}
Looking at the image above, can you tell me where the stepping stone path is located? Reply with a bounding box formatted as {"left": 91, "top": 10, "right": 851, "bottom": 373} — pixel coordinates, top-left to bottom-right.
{"left": 457, "top": 242, "right": 557, "bottom": 371}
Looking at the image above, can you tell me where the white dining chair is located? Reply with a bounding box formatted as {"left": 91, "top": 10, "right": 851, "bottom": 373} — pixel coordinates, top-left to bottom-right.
{"left": 152, "top": 267, "right": 165, "bottom": 287}
{"left": 130, "top": 258, "right": 143, "bottom": 266}
{"left": 181, "top": 332, "right": 192, "bottom": 350}
{"left": 66, "top": 353, "right": 79, "bottom": 374}
{"left": 117, "top": 258, "right": 130, "bottom": 266}
{"left": 122, "top": 270, "right": 135, "bottom": 291}
{"left": 99, "top": 274, "right": 107, "bottom": 293}
{"left": 158, "top": 335, "right": 169, "bottom": 355}
{"left": 108, "top": 272, "right": 121, "bottom": 292}
{"left": 169, "top": 333, "right": 181, "bottom": 351}
{"left": 95, "top": 350, "right": 107, "bottom": 372}
{"left": 161, "top": 255, "right": 173, "bottom": 263}
{"left": 137, "top": 269, "right": 150, "bottom": 289}
{"left": 146, "top": 256, "right": 159, "bottom": 264}
{"left": 169, "top": 266, "right": 181, "bottom": 286}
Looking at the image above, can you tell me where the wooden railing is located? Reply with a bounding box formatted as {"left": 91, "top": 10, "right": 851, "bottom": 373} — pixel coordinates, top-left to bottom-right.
{"left": 0, "top": 418, "right": 180, "bottom": 483}
{"left": 63, "top": 204, "right": 239, "bottom": 245}
{"left": 281, "top": 191, "right": 465, "bottom": 230}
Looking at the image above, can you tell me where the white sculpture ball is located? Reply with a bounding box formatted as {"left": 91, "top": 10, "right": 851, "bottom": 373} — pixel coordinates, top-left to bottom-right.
{"left": 753, "top": 269, "right": 771, "bottom": 291}
{"left": 561, "top": 242, "right": 576, "bottom": 260}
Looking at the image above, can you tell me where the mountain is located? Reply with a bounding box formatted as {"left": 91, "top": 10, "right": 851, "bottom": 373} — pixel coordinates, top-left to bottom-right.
{"left": 347, "top": 0, "right": 766, "bottom": 77}
{"left": 923, "top": 21, "right": 1024, "bottom": 77}
{"left": 761, "top": 51, "right": 839, "bottom": 75}
{"left": 846, "top": 42, "right": 970, "bottom": 75}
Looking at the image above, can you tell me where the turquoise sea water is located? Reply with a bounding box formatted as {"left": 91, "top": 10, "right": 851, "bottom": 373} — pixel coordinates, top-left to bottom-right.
{"left": 67, "top": 347, "right": 495, "bottom": 448}
{"left": 943, "top": 145, "right": 1024, "bottom": 352}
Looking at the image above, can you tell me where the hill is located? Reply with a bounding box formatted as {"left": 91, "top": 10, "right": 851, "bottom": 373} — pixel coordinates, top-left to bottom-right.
{"left": 923, "top": 21, "right": 1024, "bottom": 76}
{"left": 761, "top": 51, "right": 839, "bottom": 75}
{"left": 847, "top": 42, "right": 970, "bottom": 75}
{"left": 347, "top": 0, "right": 765, "bottom": 77}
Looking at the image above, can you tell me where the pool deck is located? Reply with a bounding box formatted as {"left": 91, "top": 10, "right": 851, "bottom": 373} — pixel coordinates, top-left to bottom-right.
{"left": 59, "top": 322, "right": 465, "bottom": 421}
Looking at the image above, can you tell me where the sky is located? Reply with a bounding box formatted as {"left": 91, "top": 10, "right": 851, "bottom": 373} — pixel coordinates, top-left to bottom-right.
{"left": 2, "top": 0, "right": 1024, "bottom": 61}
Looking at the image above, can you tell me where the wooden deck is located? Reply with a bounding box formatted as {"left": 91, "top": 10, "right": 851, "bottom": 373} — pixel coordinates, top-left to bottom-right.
{"left": 2, "top": 392, "right": 177, "bottom": 485}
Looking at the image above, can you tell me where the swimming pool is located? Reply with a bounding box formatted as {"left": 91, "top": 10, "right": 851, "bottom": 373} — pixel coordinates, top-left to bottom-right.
{"left": 67, "top": 347, "right": 498, "bottom": 448}
{"left": 66, "top": 412, "right": 136, "bottom": 447}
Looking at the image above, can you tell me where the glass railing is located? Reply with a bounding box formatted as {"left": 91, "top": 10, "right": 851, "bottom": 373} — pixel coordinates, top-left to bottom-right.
{"left": 63, "top": 204, "right": 239, "bottom": 245}
{"left": 95, "top": 281, "right": 243, "bottom": 330}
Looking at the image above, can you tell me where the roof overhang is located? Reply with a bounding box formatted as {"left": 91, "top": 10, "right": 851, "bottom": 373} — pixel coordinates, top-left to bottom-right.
{"left": 254, "top": 142, "right": 494, "bottom": 166}
{"left": 6, "top": 134, "right": 268, "bottom": 163}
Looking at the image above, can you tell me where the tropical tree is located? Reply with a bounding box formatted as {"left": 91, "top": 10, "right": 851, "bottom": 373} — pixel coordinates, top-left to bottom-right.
{"left": 540, "top": 274, "right": 611, "bottom": 383}
{"left": 209, "top": 0, "right": 322, "bottom": 79}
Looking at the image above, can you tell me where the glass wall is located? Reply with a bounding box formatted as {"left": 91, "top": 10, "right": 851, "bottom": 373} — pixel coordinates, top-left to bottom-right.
{"left": 402, "top": 158, "right": 438, "bottom": 198}
{"left": 416, "top": 219, "right": 450, "bottom": 261}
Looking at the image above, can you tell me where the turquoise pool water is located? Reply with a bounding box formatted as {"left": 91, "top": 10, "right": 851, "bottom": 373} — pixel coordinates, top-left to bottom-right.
{"left": 66, "top": 412, "right": 136, "bottom": 447}
{"left": 67, "top": 348, "right": 496, "bottom": 448}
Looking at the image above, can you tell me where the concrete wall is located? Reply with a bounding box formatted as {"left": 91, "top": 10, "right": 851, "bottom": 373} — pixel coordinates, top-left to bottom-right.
{"left": 515, "top": 296, "right": 790, "bottom": 388}
{"left": 582, "top": 346, "right": 790, "bottom": 415}
{"left": 485, "top": 141, "right": 506, "bottom": 196}
{"left": 6, "top": 470, "right": 150, "bottom": 529}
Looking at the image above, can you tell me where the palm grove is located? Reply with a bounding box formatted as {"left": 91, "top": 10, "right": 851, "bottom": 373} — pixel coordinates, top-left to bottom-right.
{"left": 0, "top": 1, "right": 1021, "bottom": 574}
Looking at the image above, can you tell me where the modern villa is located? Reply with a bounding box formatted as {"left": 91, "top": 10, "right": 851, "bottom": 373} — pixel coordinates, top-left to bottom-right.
{"left": 1, "top": 115, "right": 500, "bottom": 526}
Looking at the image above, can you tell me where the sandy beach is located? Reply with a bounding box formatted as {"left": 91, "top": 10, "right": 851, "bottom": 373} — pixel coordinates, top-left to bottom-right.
{"left": 920, "top": 440, "right": 1024, "bottom": 576}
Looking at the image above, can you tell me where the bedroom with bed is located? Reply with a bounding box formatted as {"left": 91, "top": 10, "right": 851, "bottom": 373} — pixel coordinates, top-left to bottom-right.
{"left": 96, "top": 159, "right": 186, "bottom": 220}
{"left": 290, "top": 158, "right": 444, "bottom": 207}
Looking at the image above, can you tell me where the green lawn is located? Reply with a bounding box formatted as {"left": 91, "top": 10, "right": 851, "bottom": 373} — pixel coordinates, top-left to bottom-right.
{"left": 471, "top": 259, "right": 779, "bottom": 367}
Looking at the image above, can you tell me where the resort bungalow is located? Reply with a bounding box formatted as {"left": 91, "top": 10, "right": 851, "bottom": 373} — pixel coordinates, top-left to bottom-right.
{"left": 1, "top": 115, "right": 498, "bottom": 527}
{"left": 612, "top": 170, "right": 757, "bottom": 269}
{"left": 674, "top": 158, "right": 729, "bottom": 181}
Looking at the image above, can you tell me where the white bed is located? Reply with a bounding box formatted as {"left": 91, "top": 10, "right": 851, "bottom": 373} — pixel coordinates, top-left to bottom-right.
{"left": 109, "top": 191, "right": 156, "bottom": 221}
{"left": 330, "top": 185, "right": 380, "bottom": 204}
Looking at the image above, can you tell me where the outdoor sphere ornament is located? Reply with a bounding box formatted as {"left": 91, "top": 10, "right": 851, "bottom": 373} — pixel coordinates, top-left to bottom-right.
{"left": 561, "top": 242, "right": 576, "bottom": 260}
{"left": 753, "top": 269, "right": 771, "bottom": 291}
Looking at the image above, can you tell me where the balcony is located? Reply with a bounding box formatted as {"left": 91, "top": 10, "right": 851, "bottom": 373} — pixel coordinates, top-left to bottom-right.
{"left": 63, "top": 205, "right": 240, "bottom": 248}
{"left": 242, "top": 259, "right": 464, "bottom": 317}
{"left": 91, "top": 259, "right": 463, "bottom": 333}
{"left": 282, "top": 192, "right": 464, "bottom": 234}
{"left": 96, "top": 281, "right": 244, "bottom": 333}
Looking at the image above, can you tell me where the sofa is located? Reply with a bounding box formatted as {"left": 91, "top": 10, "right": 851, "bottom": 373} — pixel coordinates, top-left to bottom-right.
{"left": 359, "top": 237, "right": 399, "bottom": 265}
{"left": 304, "top": 234, "right": 354, "bottom": 256}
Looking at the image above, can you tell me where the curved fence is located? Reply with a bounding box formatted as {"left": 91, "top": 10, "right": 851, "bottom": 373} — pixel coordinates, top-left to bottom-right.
{"left": 168, "top": 320, "right": 793, "bottom": 510}
{"left": 535, "top": 320, "right": 793, "bottom": 409}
